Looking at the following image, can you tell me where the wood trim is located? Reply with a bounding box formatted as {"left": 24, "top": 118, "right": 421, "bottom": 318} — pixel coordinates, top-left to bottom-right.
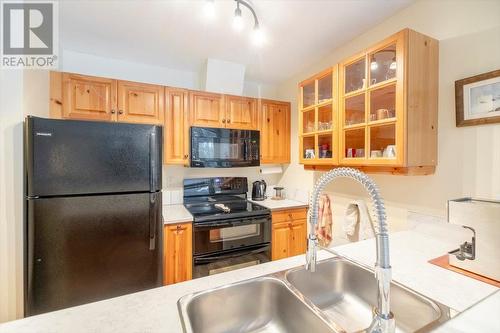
{"left": 304, "top": 164, "right": 435, "bottom": 175}
{"left": 455, "top": 69, "right": 500, "bottom": 127}
{"left": 49, "top": 71, "right": 63, "bottom": 118}
{"left": 406, "top": 29, "right": 439, "bottom": 166}
{"left": 164, "top": 87, "right": 189, "bottom": 165}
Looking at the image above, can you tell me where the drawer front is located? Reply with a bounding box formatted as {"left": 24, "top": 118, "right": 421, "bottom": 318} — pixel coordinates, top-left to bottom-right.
{"left": 272, "top": 208, "right": 307, "bottom": 223}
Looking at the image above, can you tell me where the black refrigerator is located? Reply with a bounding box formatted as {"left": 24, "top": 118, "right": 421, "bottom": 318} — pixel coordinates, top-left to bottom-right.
{"left": 24, "top": 116, "right": 163, "bottom": 316}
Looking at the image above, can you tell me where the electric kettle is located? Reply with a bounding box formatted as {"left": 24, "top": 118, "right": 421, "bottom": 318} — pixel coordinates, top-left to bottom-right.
{"left": 252, "top": 180, "right": 267, "bottom": 201}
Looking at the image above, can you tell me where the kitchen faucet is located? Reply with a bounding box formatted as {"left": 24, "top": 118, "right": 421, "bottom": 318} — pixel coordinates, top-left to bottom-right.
{"left": 305, "top": 167, "right": 395, "bottom": 333}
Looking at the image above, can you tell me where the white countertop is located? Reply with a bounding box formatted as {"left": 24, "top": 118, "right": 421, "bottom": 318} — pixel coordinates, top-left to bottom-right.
{"left": 250, "top": 198, "right": 308, "bottom": 211}
{"left": 1, "top": 224, "right": 498, "bottom": 333}
{"left": 162, "top": 204, "right": 192, "bottom": 225}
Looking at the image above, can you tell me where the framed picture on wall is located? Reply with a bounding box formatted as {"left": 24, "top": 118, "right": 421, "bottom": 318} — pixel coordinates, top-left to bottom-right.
{"left": 455, "top": 69, "right": 500, "bottom": 127}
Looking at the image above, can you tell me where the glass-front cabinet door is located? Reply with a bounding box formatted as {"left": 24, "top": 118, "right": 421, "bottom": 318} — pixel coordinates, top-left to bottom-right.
{"left": 299, "top": 66, "right": 338, "bottom": 165}
{"left": 339, "top": 32, "right": 404, "bottom": 166}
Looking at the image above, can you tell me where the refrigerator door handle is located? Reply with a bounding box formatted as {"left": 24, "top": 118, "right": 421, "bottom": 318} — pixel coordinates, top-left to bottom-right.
{"left": 149, "top": 193, "right": 159, "bottom": 250}
{"left": 149, "top": 131, "right": 159, "bottom": 192}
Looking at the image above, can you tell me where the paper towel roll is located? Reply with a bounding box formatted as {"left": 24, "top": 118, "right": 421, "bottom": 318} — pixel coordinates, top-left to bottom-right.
{"left": 260, "top": 166, "right": 283, "bottom": 175}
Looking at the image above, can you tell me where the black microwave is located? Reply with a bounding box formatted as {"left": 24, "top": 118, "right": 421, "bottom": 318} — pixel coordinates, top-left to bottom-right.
{"left": 190, "top": 127, "right": 260, "bottom": 168}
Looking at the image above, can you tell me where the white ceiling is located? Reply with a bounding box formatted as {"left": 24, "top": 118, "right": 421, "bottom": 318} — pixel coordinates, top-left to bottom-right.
{"left": 60, "top": 0, "right": 414, "bottom": 84}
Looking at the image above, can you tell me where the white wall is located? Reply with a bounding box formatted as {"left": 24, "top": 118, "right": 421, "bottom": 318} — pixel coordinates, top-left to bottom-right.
{"left": 277, "top": 0, "right": 500, "bottom": 243}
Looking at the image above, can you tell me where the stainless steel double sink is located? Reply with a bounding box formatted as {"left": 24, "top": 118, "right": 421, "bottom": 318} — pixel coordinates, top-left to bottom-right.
{"left": 178, "top": 257, "right": 453, "bottom": 333}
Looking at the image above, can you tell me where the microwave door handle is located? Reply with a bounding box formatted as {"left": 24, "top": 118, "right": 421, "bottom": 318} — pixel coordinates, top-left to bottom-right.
{"left": 243, "top": 139, "right": 249, "bottom": 161}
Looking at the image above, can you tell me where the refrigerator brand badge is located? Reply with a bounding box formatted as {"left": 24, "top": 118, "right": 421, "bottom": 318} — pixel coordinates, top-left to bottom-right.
{"left": 35, "top": 132, "right": 52, "bottom": 137}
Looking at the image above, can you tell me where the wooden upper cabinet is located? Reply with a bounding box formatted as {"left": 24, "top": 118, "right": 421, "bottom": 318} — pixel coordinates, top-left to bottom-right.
{"left": 298, "top": 67, "right": 338, "bottom": 166}
{"left": 189, "top": 91, "right": 225, "bottom": 128}
{"left": 299, "top": 28, "right": 438, "bottom": 175}
{"left": 164, "top": 88, "right": 189, "bottom": 165}
{"left": 224, "top": 95, "right": 257, "bottom": 130}
{"left": 117, "top": 81, "right": 164, "bottom": 125}
{"left": 62, "top": 73, "right": 117, "bottom": 121}
{"left": 259, "top": 100, "right": 291, "bottom": 164}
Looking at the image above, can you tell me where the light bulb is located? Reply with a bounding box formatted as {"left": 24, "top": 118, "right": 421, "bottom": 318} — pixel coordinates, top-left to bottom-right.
{"left": 252, "top": 26, "right": 265, "bottom": 47}
{"left": 203, "top": 0, "right": 215, "bottom": 20}
{"left": 389, "top": 57, "right": 397, "bottom": 70}
{"left": 233, "top": 7, "right": 243, "bottom": 31}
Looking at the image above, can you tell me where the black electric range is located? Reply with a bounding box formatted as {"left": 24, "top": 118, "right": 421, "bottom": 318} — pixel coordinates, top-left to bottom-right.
{"left": 183, "top": 177, "right": 272, "bottom": 278}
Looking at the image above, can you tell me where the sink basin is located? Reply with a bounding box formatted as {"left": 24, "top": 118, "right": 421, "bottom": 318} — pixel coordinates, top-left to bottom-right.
{"left": 286, "top": 258, "right": 448, "bottom": 333}
{"left": 178, "top": 277, "right": 334, "bottom": 333}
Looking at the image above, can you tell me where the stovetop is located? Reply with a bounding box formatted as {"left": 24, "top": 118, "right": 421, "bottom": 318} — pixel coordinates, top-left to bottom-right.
{"left": 184, "top": 195, "right": 270, "bottom": 223}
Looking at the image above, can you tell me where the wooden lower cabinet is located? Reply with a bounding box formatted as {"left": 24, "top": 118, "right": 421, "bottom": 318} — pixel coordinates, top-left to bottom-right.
{"left": 163, "top": 222, "right": 192, "bottom": 285}
{"left": 271, "top": 208, "right": 307, "bottom": 260}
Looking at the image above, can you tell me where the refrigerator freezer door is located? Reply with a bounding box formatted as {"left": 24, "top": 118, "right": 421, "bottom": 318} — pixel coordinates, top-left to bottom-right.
{"left": 25, "top": 117, "right": 162, "bottom": 196}
{"left": 25, "top": 192, "right": 162, "bottom": 316}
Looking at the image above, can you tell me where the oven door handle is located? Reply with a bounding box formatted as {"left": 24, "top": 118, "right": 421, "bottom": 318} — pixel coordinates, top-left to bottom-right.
{"left": 195, "top": 217, "right": 270, "bottom": 229}
{"left": 194, "top": 246, "right": 269, "bottom": 264}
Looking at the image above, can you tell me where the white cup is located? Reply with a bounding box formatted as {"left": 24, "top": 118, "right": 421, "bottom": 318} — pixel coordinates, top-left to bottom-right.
{"left": 371, "top": 150, "right": 382, "bottom": 158}
{"left": 384, "top": 145, "right": 396, "bottom": 158}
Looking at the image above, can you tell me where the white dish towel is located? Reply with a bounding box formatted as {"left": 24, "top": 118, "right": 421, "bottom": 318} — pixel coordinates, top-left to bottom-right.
{"left": 343, "top": 200, "right": 375, "bottom": 241}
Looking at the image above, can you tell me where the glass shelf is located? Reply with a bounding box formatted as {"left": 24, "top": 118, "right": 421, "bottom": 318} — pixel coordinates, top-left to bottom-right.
{"left": 318, "top": 75, "right": 332, "bottom": 103}
{"left": 302, "top": 82, "right": 315, "bottom": 108}
{"left": 345, "top": 58, "right": 366, "bottom": 94}
{"left": 345, "top": 94, "right": 365, "bottom": 126}
{"left": 318, "top": 134, "right": 333, "bottom": 159}
{"left": 369, "top": 124, "right": 396, "bottom": 159}
{"left": 302, "top": 109, "right": 315, "bottom": 134}
{"left": 344, "top": 128, "right": 365, "bottom": 158}
{"left": 302, "top": 136, "right": 316, "bottom": 160}
{"left": 369, "top": 84, "right": 396, "bottom": 122}
{"left": 318, "top": 104, "right": 333, "bottom": 131}
{"left": 369, "top": 44, "right": 396, "bottom": 86}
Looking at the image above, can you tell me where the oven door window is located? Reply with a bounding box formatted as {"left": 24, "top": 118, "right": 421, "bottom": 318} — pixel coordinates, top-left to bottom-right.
{"left": 194, "top": 218, "right": 271, "bottom": 255}
{"left": 209, "top": 224, "right": 260, "bottom": 243}
{"left": 193, "top": 244, "right": 271, "bottom": 279}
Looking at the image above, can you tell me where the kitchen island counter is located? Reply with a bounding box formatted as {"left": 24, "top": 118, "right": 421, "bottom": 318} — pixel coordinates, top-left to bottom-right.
{"left": 1, "top": 223, "right": 497, "bottom": 333}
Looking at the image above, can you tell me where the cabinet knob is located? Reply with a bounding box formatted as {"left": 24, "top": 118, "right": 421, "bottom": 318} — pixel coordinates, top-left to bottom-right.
{"left": 227, "top": 119, "right": 231, "bottom": 124}
{"left": 184, "top": 154, "right": 189, "bottom": 159}
{"left": 110, "top": 109, "right": 116, "bottom": 114}
{"left": 222, "top": 119, "right": 226, "bottom": 123}
{"left": 118, "top": 110, "right": 124, "bottom": 115}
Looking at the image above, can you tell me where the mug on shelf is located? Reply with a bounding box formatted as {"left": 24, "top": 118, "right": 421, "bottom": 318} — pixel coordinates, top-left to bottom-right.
{"left": 346, "top": 148, "right": 355, "bottom": 158}
{"left": 305, "top": 149, "right": 315, "bottom": 159}
{"left": 371, "top": 150, "right": 382, "bottom": 158}
{"left": 355, "top": 148, "right": 365, "bottom": 158}
{"left": 383, "top": 145, "right": 396, "bottom": 158}
{"left": 376, "top": 108, "right": 390, "bottom": 120}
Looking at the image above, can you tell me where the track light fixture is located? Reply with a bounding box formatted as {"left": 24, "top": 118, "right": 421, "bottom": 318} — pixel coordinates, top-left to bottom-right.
{"left": 202, "top": 0, "right": 265, "bottom": 47}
